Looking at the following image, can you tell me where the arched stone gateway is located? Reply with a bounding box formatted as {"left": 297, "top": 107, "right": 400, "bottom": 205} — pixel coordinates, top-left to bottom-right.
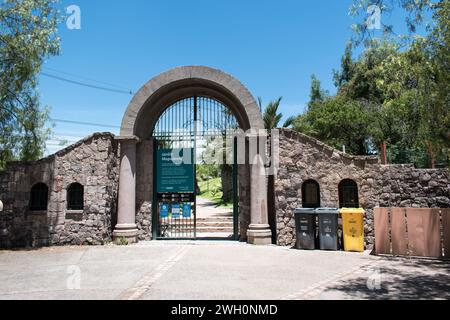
{"left": 114, "top": 66, "right": 272, "bottom": 245}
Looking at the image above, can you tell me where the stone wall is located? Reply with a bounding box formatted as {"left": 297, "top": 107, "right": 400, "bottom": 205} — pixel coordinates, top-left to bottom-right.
{"left": 274, "top": 129, "right": 450, "bottom": 248}
{"left": 1, "top": 128, "right": 448, "bottom": 249}
{"left": 377, "top": 164, "right": 450, "bottom": 208}
{"left": 0, "top": 133, "right": 119, "bottom": 248}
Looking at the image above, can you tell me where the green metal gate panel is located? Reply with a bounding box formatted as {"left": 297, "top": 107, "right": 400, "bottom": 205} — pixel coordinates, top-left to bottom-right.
{"left": 151, "top": 96, "right": 240, "bottom": 240}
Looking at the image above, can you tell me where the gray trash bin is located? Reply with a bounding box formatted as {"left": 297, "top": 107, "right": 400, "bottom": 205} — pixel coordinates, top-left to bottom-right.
{"left": 316, "top": 208, "right": 339, "bottom": 251}
{"left": 294, "top": 208, "right": 317, "bottom": 250}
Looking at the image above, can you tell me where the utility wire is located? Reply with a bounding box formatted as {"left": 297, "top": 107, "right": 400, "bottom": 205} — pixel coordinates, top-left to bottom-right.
{"left": 43, "top": 67, "right": 133, "bottom": 92}
{"left": 50, "top": 118, "right": 121, "bottom": 129}
{"left": 53, "top": 132, "right": 89, "bottom": 139}
{"left": 41, "top": 72, "right": 133, "bottom": 95}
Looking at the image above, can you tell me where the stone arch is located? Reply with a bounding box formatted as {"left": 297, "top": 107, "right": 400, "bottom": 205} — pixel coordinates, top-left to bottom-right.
{"left": 338, "top": 179, "right": 360, "bottom": 208}
{"left": 114, "top": 66, "right": 271, "bottom": 245}
{"left": 302, "top": 179, "right": 321, "bottom": 208}
{"left": 121, "top": 66, "right": 264, "bottom": 138}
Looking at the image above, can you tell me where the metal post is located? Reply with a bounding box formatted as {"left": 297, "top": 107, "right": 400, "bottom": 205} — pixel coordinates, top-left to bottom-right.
{"left": 233, "top": 137, "right": 239, "bottom": 240}
{"left": 194, "top": 96, "right": 198, "bottom": 240}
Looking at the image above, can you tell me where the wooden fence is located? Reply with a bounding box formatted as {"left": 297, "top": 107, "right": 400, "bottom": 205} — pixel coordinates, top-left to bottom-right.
{"left": 374, "top": 208, "right": 450, "bottom": 259}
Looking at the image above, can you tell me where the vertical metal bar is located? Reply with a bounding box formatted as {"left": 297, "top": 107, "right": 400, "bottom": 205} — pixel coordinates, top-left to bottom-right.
{"left": 201, "top": 96, "right": 204, "bottom": 136}
{"left": 164, "top": 109, "right": 166, "bottom": 138}
{"left": 215, "top": 99, "right": 218, "bottom": 135}
{"left": 194, "top": 96, "right": 198, "bottom": 240}
{"left": 233, "top": 137, "right": 239, "bottom": 240}
{"left": 206, "top": 96, "right": 209, "bottom": 135}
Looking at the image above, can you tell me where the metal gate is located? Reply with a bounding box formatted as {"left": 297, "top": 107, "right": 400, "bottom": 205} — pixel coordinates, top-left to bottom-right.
{"left": 152, "top": 96, "right": 239, "bottom": 240}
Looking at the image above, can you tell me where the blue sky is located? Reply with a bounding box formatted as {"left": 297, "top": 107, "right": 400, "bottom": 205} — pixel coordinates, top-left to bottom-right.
{"left": 39, "top": 0, "right": 415, "bottom": 154}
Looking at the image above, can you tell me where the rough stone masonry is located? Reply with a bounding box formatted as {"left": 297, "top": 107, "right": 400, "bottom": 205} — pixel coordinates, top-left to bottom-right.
{"left": 0, "top": 133, "right": 119, "bottom": 248}
{"left": 0, "top": 129, "right": 449, "bottom": 249}
{"left": 275, "top": 129, "right": 450, "bottom": 248}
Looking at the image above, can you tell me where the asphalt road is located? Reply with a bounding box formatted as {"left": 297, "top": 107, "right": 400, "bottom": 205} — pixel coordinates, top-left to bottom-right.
{"left": 0, "top": 241, "right": 448, "bottom": 300}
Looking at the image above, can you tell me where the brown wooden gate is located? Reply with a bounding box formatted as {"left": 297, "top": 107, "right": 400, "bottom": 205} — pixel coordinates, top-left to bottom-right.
{"left": 374, "top": 208, "right": 450, "bottom": 259}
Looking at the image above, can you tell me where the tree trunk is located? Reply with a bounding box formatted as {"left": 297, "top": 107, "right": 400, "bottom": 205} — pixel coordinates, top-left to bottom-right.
{"left": 380, "top": 141, "right": 388, "bottom": 165}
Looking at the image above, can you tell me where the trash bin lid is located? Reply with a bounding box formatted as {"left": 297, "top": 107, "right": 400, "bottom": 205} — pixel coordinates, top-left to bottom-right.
{"left": 315, "top": 208, "right": 340, "bottom": 214}
{"left": 340, "top": 208, "right": 365, "bottom": 215}
{"left": 294, "top": 208, "right": 316, "bottom": 215}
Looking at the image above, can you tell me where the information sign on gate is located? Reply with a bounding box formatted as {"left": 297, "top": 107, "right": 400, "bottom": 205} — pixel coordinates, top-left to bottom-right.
{"left": 156, "top": 148, "right": 195, "bottom": 193}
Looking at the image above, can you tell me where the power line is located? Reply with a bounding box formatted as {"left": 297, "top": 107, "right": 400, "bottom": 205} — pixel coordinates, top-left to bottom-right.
{"left": 48, "top": 136, "right": 80, "bottom": 141}
{"left": 47, "top": 141, "right": 78, "bottom": 145}
{"left": 52, "top": 132, "right": 89, "bottom": 139}
{"left": 50, "top": 118, "right": 121, "bottom": 129}
{"left": 41, "top": 72, "right": 133, "bottom": 95}
{"left": 43, "top": 67, "right": 133, "bottom": 91}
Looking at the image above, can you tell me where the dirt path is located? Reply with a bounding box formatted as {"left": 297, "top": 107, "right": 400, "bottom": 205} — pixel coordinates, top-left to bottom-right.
{"left": 196, "top": 197, "right": 232, "bottom": 219}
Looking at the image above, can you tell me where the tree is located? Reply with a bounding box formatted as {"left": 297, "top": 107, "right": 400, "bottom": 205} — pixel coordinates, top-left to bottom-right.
{"left": 259, "top": 97, "right": 294, "bottom": 130}
{"left": 424, "top": 0, "right": 450, "bottom": 149}
{"left": 262, "top": 97, "right": 282, "bottom": 130}
{"left": 290, "top": 1, "right": 448, "bottom": 165}
{"left": 282, "top": 116, "right": 296, "bottom": 129}
{"left": 294, "top": 42, "right": 421, "bottom": 157}
{"left": 370, "top": 2, "right": 450, "bottom": 167}
{"left": 349, "top": 0, "right": 442, "bottom": 45}
{"left": 294, "top": 95, "right": 373, "bottom": 155}
{"left": 308, "top": 75, "right": 328, "bottom": 110}
{"left": 333, "top": 43, "right": 356, "bottom": 90}
{"left": 0, "top": 0, "right": 60, "bottom": 170}
{"left": 344, "top": 41, "right": 399, "bottom": 103}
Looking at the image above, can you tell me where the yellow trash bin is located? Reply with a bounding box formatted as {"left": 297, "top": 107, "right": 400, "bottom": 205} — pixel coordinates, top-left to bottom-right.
{"left": 340, "top": 208, "right": 365, "bottom": 252}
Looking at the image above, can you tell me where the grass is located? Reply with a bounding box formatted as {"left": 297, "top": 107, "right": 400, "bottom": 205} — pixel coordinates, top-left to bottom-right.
{"left": 197, "top": 177, "right": 233, "bottom": 209}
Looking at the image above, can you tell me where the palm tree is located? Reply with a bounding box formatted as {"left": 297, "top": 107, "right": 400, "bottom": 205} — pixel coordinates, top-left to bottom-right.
{"left": 283, "top": 116, "right": 296, "bottom": 128}
{"left": 259, "top": 97, "right": 295, "bottom": 130}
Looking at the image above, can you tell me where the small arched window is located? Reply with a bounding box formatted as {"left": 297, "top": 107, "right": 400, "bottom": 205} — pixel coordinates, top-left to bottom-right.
{"left": 30, "top": 183, "right": 49, "bottom": 211}
{"left": 302, "top": 180, "right": 321, "bottom": 208}
{"left": 339, "top": 179, "right": 359, "bottom": 208}
{"left": 67, "top": 183, "right": 84, "bottom": 211}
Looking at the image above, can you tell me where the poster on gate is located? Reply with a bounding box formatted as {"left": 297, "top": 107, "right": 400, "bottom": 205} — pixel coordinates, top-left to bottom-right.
{"left": 172, "top": 204, "right": 181, "bottom": 218}
{"left": 156, "top": 149, "right": 195, "bottom": 193}
{"left": 160, "top": 204, "right": 169, "bottom": 218}
{"left": 183, "top": 204, "right": 191, "bottom": 218}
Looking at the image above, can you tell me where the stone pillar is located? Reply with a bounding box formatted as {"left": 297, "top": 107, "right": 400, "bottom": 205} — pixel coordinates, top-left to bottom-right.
{"left": 247, "top": 153, "right": 272, "bottom": 245}
{"left": 113, "top": 136, "right": 139, "bottom": 244}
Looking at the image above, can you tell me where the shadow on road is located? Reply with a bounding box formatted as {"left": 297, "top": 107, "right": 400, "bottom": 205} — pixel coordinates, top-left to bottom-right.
{"left": 325, "top": 257, "right": 450, "bottom": 300}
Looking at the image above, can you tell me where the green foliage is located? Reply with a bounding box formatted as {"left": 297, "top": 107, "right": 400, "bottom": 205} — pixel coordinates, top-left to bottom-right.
{"left": 349, "top": 0, "right": 438, "bottom": 46}
{"left": 197, "top": 177, "right": 233, "bottom": 209}
{"left": 0, "top": 0, "right": 61, "bottom": 170}
{"left": 308, "top": 75, "right": 328, "bottom": 110}
{"left": 294, "top": 96, "right": 373, "bottom": 155}
{"left": 424, "top": 1, "right": 450, "bottom": 148}
{"left": 197, "top": 164, "right": 219, "bottom": 181}
{"left": 333, "top": 43, "right": 356, "bottom": 89}
{"left": 261, "top": 97, "right": 283, "bottom": 130}
{"left": 293, "top": 3, "right": 449, "bottom": 168}
{"left": 282, "top": 116, "right": 296, "bottom": 128}
{"left": 116, "top": 236, "right": 129, "bottom": 246}
{"left": 260, "top": 97, "right": 297, "bottom": 130}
